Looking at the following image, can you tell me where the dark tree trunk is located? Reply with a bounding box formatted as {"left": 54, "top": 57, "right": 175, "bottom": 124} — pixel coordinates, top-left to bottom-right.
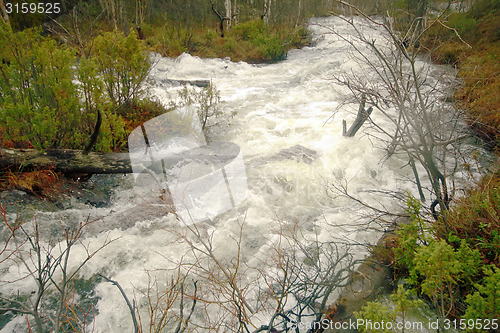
{"left": 83, "top": 109, "right": 102, "bottom": 155}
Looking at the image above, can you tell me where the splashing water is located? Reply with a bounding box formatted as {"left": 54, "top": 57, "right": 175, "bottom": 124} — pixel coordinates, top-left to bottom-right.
{"left": 0, "top": 16, "right": 488, "bottom": 332}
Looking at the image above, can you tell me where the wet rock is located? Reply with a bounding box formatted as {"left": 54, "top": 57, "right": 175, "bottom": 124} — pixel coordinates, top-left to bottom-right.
{"left": 73, "top": 187, "right": 110, "bottom": 208}
{"left": 272, "top": 144, "right": 318, "bottom": 164}
{"left": 248, "top": 144, "right": 318, "bottom": 171}
{"left": 322, "top": 218, "right": 410, "bottom": 332}
{"left": 67, "top": 174, "right": 127, "bottom": 208}
{"left": 0, "top": 189, "right": 61, "bottom": 213}
{"left": 86, "top": 201, "right": 171, "bottom": 235}
{"left": 0, "top": 189, "right": 27, "bottom": 200}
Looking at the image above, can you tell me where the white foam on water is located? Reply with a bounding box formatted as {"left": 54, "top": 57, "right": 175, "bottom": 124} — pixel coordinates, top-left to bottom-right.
{"left": 0, "top": 16, "right": 487, "bottom": 332}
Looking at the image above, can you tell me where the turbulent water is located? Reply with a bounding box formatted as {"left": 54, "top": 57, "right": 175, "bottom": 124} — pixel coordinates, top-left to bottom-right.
{"left": 0, "top": 16, "right": 486, "bottom": 332}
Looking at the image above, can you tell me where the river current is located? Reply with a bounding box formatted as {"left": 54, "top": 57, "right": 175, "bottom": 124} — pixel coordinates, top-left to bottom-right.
{"left": 0, "top": 16, "right": 485, "bottom": 332}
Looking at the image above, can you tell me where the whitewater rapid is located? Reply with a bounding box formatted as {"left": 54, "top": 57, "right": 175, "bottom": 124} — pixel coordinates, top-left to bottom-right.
{"left": 0, "top": 16, "right": 482, "bottom": 332}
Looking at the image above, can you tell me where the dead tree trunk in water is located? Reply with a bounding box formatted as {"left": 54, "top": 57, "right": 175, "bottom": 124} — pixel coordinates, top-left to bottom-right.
{"left": 342, "top": 95, "right": 373, "bottom": 137}
{"left": 0, "top": 142, "right": 238, "bottom": 175}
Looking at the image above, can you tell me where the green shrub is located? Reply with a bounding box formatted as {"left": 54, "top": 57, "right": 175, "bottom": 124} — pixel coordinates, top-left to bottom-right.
{"left": 230, "top": 20, "right": 286, "bottom": 62}
{"left": 0, "top": 22, "right": 156, "bottom": 153}
{"left": 0, "top": 23, "right": 85, "bottom": 150}
{"left": 203, "top": 29, "right": 219, "bottom": 43}
{"left": 77, "top": 56, "right": 105, "bottom": 130}
{"left": 259, "top": 35, "right": 287, "bottom": 62}
{"left": 223, "top": 37, "right": 238, "bottom": 53}
{"left": 392, "top": 196, "right": 432, "bottom": 275}
{"left": 232, "top": 20, "right": 267, "bottom": 41}
{"left": 139, "top": 22, "right": 154, "bottom": 37}
{"left": 464, "top": 265, "right": 500, "bottom": 329}
{"left": 410, "top": 239, "right": 482, "bottom": 317}
{"left": 355, "top": 285, "right": 423, "bottom": 333}
{"left": 94, "top": 107, "right": 128, "bottom": 152}
{"left": 78, "top": 29, "right": 154, "bottom": 152}
{"left": 355, "top": 301, "right": 394, "bottom": 333}
{"left": 91, "top": 29, "right": 150, "bottom": 107}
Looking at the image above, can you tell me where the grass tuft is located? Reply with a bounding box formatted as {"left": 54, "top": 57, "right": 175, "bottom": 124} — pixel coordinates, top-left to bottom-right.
{"left": 0, "top": 168, "right": 62, "bottom": 199}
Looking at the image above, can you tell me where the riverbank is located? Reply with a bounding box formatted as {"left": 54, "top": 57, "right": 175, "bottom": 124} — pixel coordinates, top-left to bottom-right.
{"left": 422, "top": 0, "right": 500, "bottom": 151}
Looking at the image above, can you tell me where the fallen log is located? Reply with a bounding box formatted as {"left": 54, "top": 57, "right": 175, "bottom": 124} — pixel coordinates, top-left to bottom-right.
{"left": 0, "top": 148, "right": 133, "bottom": 174}
{"left": 0, "top": 142, "right": 240, "bottom": 175}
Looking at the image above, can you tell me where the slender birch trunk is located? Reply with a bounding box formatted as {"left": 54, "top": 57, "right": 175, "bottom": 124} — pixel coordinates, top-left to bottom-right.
{"left": 263, "top": 0, "right": 272, "bottom": 25}
{"left": 225, "top": 0, "right": 232, "bottom": 29}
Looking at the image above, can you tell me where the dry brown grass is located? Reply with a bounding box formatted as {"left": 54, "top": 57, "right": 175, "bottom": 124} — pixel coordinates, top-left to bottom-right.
{"left": 0, "top": 168, "right": 63, "bottom": 198}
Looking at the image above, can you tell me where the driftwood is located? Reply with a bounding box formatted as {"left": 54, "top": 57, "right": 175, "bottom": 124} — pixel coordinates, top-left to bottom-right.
{"left": 342, "top": 95, "right": 373, "bottom": 137}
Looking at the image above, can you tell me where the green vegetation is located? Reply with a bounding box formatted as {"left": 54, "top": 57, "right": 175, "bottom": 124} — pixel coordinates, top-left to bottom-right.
{"left": 0, "top": 21, "right": 164, "bottom": 153}
{"left": 140, "top": 19, "right": 308, "bottom": 63}
{"left": 81, "top": 29, "right": 153, "bottom": 152}
{"left": 411, "top": 239, "right": 481, "bottom": 317}
{"left": 3, "top": 0, "right": 329, "bottom": 63}
{"left": 0, "top": 23, "right": 83, "bottom": 150}
{"left": 464, "top": 265, "right": 500, "bottom": 327}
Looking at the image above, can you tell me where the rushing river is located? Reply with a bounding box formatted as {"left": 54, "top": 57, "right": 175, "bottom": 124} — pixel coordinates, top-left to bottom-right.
{"left": 0, "top": 16, "right": 487, "bottom": 332}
